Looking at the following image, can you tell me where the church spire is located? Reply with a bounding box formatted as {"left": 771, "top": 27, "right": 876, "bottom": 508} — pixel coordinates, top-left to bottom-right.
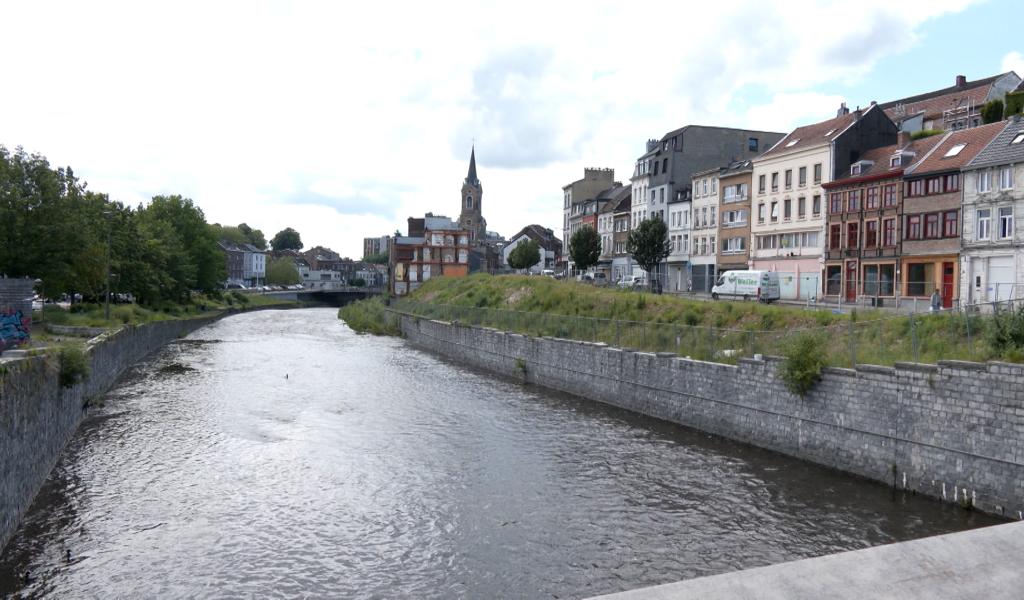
{"left": 466, "top": 145, "right": 479, "bottom": 185}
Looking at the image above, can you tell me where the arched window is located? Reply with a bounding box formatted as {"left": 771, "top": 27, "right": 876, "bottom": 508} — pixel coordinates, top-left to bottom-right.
{"left": 466, "top": 196, "right": 473, "bottom": 209}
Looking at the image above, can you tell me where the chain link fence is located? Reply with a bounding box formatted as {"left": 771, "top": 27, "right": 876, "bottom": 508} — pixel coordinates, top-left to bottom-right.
{"left": 390, "top": 296, "right": 1024, "bottom": 368}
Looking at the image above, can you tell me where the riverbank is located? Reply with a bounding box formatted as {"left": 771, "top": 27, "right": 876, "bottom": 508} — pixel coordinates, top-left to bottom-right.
{"left": 1, "top": 304, "right": 293, "bottom": 553}
{"left": 392, "top": 311, "right": 1024, "bottom": 519}
{"left": 361, "top": 275, "right": 1024, "bottom": 368}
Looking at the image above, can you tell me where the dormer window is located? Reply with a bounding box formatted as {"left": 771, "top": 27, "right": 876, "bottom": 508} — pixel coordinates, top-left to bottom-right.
{"left": 890, "top": 156, "right": 901, "bottom": 168}
{"left": 850, "top": 164, "right": 861, "bottom": 175}
{"left": 944, "top": 143, "right": 967, "bottom": 157}
{"left": 824, "top": 129, "right": 835, "bottom": 137}
{"left": 785, "top": 139, "right": 800, "bottom": 148}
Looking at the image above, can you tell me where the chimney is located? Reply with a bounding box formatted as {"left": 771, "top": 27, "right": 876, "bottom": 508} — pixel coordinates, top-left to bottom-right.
{"left": 646, "top": 139, "right": 659, "bottom": 152}
{"left": 837, "top": 102, "right": 850, "bottom": 117}
{"left": 956, "top": 75, "right": 967, "bottom": 88}
{"left": 897, "top": 131, "right": 911, "bottom": 149}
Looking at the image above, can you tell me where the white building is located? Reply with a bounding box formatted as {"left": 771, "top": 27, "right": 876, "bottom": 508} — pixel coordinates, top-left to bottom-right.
{"left": 502, "top": 225, "right": 562, "bottom": 274}
{"left": 961, "top": 119, "right": 1024, "bottom": 304}
{"left": 690, "top": 167, "right": 719, "bottom": 292}
{"left": 666, "top": 193, "right": 691, "bottom": 292}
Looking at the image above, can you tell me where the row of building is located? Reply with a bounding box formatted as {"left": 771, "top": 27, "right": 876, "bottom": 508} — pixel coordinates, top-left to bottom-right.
{"left": 218, "top": 242, "right": 385, "bottom": 289}
{"left": 562, "top": 71, "right": 1024, "bottom": 306}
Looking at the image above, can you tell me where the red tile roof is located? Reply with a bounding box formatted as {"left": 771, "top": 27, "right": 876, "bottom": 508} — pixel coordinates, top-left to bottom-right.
{"left": 878, "top": 74, "right": 1010, "bottom": 123}
{"left": 907, "top": 122, "right": 1007, "bottom": 176}
{"left": 827, "top": 135, "right": 945, "bottom": 184}
{"left": 758, "top": 112, "right": 858, "bottom": 159}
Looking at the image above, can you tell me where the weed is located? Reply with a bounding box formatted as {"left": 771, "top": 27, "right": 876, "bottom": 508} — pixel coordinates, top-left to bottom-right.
{"left": 780, "top": 332, "right": 828, "bottom": 397}
{"left": 58, "top": 344, "right": 90, "bottom": 388}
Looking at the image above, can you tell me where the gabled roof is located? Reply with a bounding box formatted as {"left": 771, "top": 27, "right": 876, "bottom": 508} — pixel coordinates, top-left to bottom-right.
{"left": 508, "top": 224, "right": 562, "bottom": 252}
{"left": 758, "top": 111, "right": 859, "bottom": 159}
{"left": 879, "top": 73, "right": 1013, "bottom": 122}
{"left": 828, "top": 135, "right": 945, "bottom": 184}
{"left": 612, "top": 194, "right": 631, "bottom": 214}
{"left": 719, "top": 159, "right": 754, "bottom": 178}
{"left": 966, "top": 117, "right": 1024, "bottom": 169}
{"left": 906, "top": 121, "right": 1007, "bottom": 176}
{"left": 596, "top": 183, "right": 630, "bottom": 204}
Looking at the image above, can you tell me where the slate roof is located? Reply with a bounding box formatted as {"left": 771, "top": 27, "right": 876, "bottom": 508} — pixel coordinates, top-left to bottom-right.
{"left": 508, "top": 224, "right": 562, "bottom": 252}
{"left": 966, "top": 117, "right": 1024, "bottom": 169}
{"left": 758, "top": 111, "right": 859, "bottom": 159}
{"left": 719, "top": 159, "right": 754, "bottom": 178}
{"left": 827, "top": 135, "right": 945, "bottom": 184}
{"left": 879, "top": 74, "right": 1011, "bottom": 123}
{"left": 612, "top": 194, "right": 631, "bottom": 214}
{"left": 906, "top": 121, "right": 1007, "bottom": 176}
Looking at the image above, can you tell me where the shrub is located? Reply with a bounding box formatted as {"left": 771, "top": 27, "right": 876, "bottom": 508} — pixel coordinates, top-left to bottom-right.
{"left": 338, "top": 297, "right": 399, "bottom": 335}
{"left": 988, "top": 304, "right": 1024, "bottom": 356}
{"left": 231, "top": 291, "right": 249, "bottom": 305}
{"left": 780, "top": 332, "right": 828, "bottom": 397}
{"left": 59, "top": 344, "right": 90, "bottom": 388}
{"left": 683, "top": 311, "right": 700, "bottom": 327}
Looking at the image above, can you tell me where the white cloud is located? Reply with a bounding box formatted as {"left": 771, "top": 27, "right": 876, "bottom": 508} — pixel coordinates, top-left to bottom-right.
{"left": 0, "top": 0, "right": 979, "bottom": 257}
{"left": 1002, "top": 51, "right": 1024, "bottom": 77}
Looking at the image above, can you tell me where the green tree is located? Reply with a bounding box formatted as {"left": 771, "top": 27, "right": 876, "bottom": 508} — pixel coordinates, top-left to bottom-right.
{"left": 569, "top": 226, "right": 601, "bottom": 273}
{"left": 140, "top": 195, "right": 225, "bottom": 298}
{"left": 363, "top": 252, "right": 389, "bottom": 265}
{"left": 982, "top": 99, "right": 1005, "bottom": 124}
{"left": 271, "top": 227, "right": 303, "bottom": 251}
{"left": 237, "top": 223, "right": 267, "bottom": 249}
{"left": 507, "top": 239, "right": 541, "bottom": 270}
{"left": 266, "top": 256, "right": 301, "bottom": 285}
{"left": 626, "top": 215, "right": 670, "bottom": 289}
{"left": 1005, "top": 92, "right": 1024, "bottom": 118}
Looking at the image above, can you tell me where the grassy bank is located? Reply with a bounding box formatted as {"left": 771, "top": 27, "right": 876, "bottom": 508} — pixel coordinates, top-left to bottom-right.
{"left": 338, "top": 297, "right": 399, "bottom": 335}
{"left": 349, "top": 274, "right": 1024, "bottom": 368}
{"left": 35, "top": 292, "right": 297, "bottom": 329}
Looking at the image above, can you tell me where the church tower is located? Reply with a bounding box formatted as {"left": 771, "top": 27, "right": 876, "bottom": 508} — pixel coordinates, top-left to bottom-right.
{"left": 459, "top": 145, "right": 487, "bottom": 242}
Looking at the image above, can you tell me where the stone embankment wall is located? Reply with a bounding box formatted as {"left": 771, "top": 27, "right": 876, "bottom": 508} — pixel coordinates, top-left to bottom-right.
{"left": 398, "top": 314, "right": 1024, "bottom": 518}
{"left": 1, "top": 316, "right": 219, "bottom": 552}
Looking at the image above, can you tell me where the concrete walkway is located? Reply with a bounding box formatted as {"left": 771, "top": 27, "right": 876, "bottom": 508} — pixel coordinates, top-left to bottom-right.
{"left": 589, "top": 522, "right": 1024, "bottom": 600}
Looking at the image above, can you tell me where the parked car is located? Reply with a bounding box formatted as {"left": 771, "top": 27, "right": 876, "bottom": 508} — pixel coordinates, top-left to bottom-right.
{"left": 617, "top": 275, "right": 647, "bottom": 289}
{"left": 711, "top": 270, "right": 781, "bottom": 303}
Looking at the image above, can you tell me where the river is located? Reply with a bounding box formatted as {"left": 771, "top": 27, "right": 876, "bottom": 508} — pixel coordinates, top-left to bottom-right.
{"left": 0, "top": 308, "right": 1002, "bottom": 598}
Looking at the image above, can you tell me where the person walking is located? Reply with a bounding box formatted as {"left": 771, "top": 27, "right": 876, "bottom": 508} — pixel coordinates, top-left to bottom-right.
{"left": 930, "top": 288, "right": 941, "bottom": 312}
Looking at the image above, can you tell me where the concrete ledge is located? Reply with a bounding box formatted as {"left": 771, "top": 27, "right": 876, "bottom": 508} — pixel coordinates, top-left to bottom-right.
{"left": 855, "top": 364, "right": 896, "bottom": 375}
{"left": 937, "top": 359, "right": 989, "bottom": 371}
{"left": 588, "top": 522, "right": 1024, "bottom": 600}
{"left": 894, "top": 361, "right": 940, "bottom": 373}
{"left": 821, "top": 366, "right": 857, "bottom": 377}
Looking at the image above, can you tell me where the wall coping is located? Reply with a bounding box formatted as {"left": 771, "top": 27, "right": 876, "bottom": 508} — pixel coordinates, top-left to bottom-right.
{"left": 894, "top": 361, "right": 940, "bottom": 373}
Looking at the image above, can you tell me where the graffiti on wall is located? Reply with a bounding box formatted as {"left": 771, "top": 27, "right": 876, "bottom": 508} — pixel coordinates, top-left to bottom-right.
{"left": 0, "top": 309, "right": 30, "bottom": 351}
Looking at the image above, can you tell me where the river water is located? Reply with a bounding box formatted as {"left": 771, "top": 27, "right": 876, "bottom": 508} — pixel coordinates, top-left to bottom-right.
{"left": 0, "top": 308, "right": 1002, "bottom": 598}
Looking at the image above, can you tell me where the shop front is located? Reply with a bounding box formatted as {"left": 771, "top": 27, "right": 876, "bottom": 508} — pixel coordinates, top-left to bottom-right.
{"left": 901, "top": 255, "right": 958, "bottom": 308}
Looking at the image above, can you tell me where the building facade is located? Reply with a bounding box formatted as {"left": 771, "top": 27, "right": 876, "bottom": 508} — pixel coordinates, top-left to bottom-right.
{"left": 666, "top": 191, "right": 691, "bottom": 292}
{"left": 390, "top": 215, "right": 471, "bottom": 296}
{"left": 502, "top": 224, "right": 562, "bottom": 274}
{"left": 961, "top": 118, "right": 1024, "bottom": 304}
{"left": 690, "top": 167, "right": 719, "bottom": 292}
{"left": 459, "top": 146, "right": 487, "bottom": 243}
{"left": 751, "top": 104, "right": 897, "bottom": 300}
{"left": 716, "top": 160, "right": 754, "bottom": 276}
{"left": 562, "top": 168, "right": 617, "bottom": 275}
{"left": 900, "top": 122, "right": 1006, "bottom": 307}
{"left": 820, "top": 134, "right": 944, "bottom": 303}
{"left": 362, "top": 235, "right": 392, "bottom": 258}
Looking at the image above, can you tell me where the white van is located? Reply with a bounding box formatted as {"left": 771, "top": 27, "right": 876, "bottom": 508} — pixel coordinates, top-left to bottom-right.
{"left": 711, "top": 270, "right": 781, "bottom": 303}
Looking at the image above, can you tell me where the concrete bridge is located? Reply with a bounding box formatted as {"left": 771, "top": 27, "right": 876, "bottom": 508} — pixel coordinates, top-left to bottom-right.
{"left": 261, "top": 286, "right": 384, "bottom": 307}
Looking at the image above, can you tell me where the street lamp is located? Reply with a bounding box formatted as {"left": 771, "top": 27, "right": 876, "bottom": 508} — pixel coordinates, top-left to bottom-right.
{"left": 103, "top": 209, "right": 113, "bottom": 322}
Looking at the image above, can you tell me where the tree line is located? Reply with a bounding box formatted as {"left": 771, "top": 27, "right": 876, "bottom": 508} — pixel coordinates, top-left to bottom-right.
{"left": 0, "top": 145, "right": 302, "bottom": 304}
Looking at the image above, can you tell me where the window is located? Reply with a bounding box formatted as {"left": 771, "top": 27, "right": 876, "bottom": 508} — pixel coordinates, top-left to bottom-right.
{"left": 724, "top": 237, "right": 745, "bottom": 252}
{"left": 803, "top": 231, "right": 819, "bottom": 247}
{"left": 977, "top": 171, "right": 992, "bottom": 193}
{"left": 710, "top": 209, "right": 716, "bottom": 226}
{"left": 812, "top": 194, "right": 821, "bottom": 216}
{"left": 710, "top": 236, "right": 716, "bottom": 253}
{"left": 941, "top": 211, "right": 956, "bottom": 237}
{"left": 813, "top": 163, "right": 822, "bottom": 184}
{"left": 783, "top": 198, "right": 792, "bottom": 220}
{"left": 847, "top": 222, "right": 859, "bottom": 248}
{"left": 925, "top": 213, "right": 939, "bottom": 238}
{"left": 757, "top": 234, "right": 778, "bottom": 250}
{"left": 850, "top": 164, "right": 861, "bottom": 176}
{"left": 883, "top": 184, "right": 897, "bottom": 207}
{"left": 907, "top": 263, "right": 931, "bottom": 296}
{"left": 712, "top": 179, "right": 718, "bottom": 194}
{"left": 907, "top": 180, "right": 924, "bottom": 197}
{"left": 926, "top": 177, "right": 942, "bottom": 195}
{"left": 653, "top": 161, "right": 659, "bottom": 176}
{"left": 797, "top": 196, "right": 806, "bottom": 218}
{"left": 883, "top": 218, "right": 896, "bottom": 246}
{"left": 976, "top": 209, "right": 991, "bottom": 240}
{"left": 907, "top": 215, "right": 922, "bottom": 240}
{"left": 847, "top": 189, "right": 861, "bottom": 212}
{"left": 999, "top": 207, "right": 1014, "bottom": 239}
{"left": 758, "top": 203, "right": 766, "bottom": 223}
{"left": 944, "top": 143, "right": 966, "bottom": 157}
{"left": 830, "top": 192, "right": 844, "bottom": 214}
{"left": 650, "top": 190, "right": 656, "bottom": 201}
{"left": 748, "top": 137, "right": 759, "bottom": 152}
{"left": 466, "top": 195, "right": 473, "bottom": 209}
{"left": 865, "top": 220, "right": 878, "bottom": 247}
{"left": 785, "top": 139, "right": 799, "bottom": 148}
{"left": 890, "top": 155, "right": 901, "bottom": 168}
{"left": 758, "top": 174, "right": 766, "bottom": 194}
{"left": 799, "top": 166, "right": 807, "bottom": 186}
{"left": 866, "top": 187, "right": 879, "bottom": 209}
{"left": 660, "top": 188, "right": 665, "bottom": 202}
{"left": 1012, "top": 132, "right": 1024, "bottom": 145}
{"left": 771, "top": 172, "right": 779, "bottom": 192}
{"left": 830, "top": 224, "right": 842, "bottom": 249}
{"left": 945, "top": 173, "right": 959, "bottom": 192}
{"left": 770, "top": 201, "right": 779, "bottom": 221}
{"left": 662, "top": 158, "right": 668, "bottom": 174}
{"left": 785, "top": 169, "right": 793, "bottom": 189}
{"left": 826, "top": 265, "right": 842, "bottom": 295}
{"left": 999, "top": 167, "right": 1014, "bottom": 190}
{"left": 703, "top": 179, "right": 708, "bottom": 195}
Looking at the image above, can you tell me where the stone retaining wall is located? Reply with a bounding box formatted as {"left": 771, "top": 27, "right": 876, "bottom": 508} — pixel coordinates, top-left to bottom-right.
{"left": 398, "top": 314, "right": 1024, "bottom": 518}
{"left": 0, "top": 315, "right": 220, "bottom": 552}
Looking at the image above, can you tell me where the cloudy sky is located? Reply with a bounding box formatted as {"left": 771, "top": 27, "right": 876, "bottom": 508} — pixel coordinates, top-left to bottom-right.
{"left": 2, "top": 0, "right": 1021, "bottom": 257}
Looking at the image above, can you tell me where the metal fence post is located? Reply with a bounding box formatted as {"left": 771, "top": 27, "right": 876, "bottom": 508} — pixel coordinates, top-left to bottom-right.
{"left": 848, "top": 319, "right": 856, "bottom": 368}
{"left": 910, "top": 315, "right": 919, "bottom": 363}
{"left": 615, "top": 319, "right": 621, "bottom": 347}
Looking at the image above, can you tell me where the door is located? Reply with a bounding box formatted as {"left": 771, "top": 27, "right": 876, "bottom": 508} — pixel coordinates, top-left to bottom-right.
{"left": 941, "top": 262, "right": 955, "bottom": 308}
{"left": 987, "top": 256, "right": 1014, "bottom": 301}
{"left": 845, "top": 261, "right": 858, "bottom": 302}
